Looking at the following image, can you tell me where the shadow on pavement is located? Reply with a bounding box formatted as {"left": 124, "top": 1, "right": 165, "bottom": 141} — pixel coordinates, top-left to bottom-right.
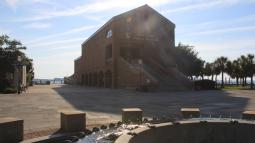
{"left": 52, "top": 84, "right": 250, "bottom": 119}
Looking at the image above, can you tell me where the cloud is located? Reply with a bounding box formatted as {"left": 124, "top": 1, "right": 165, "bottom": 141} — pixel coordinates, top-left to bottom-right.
{"left": 161, "top": 0, "right": 241, "bottom": 14}
{"left": 4, "top": 0, "right": 55, "bottom": 11}
{"left": 3, "top": 0, "right": 176, "bottom": 22}
{"left": 188, "top": 25, "right": 255, "bottom": 36}
{"left": 23, "top": 22, "right": 52, "bottom": 29}
{"left": 33, "top": 50, "right": 80, "bottom": 78}
{"left": 0, "top": 27, "right": 11, "bottom": 35}
{"left": 47, "top": 45, "right": 79, "bottom": 51}
{"left": 48, "top": 0, "right": 174, "bottom": 16}
{"left": 191, "top": 38, "right": 255, "bottom": 62}
{"left": 3, "top": 0, "right": 254, "bottom": 23}
{"left": 178, "top": 13, "right": 255, "bottom": 30}
{"left": 29, "top": 37, "right": 85, "bottom": 48}
{"left": 4, "top": 0, "right": 19, "bottom": 10}
{"left": 25, "top": 25, "right": 98, "bottom": 45}
{"left": 175, "top": 12, "right": 255, "bottom": 38}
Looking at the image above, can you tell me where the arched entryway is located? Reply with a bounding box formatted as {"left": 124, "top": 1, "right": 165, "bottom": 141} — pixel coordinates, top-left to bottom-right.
{"left": 81, "top": 74, "right": 85, "bottom": 85}
{"left": 85, "top": 74, "right": 88, "bottom": 85}
{"left": 88, "top": 73, "right": 92, "bottom": 86}
{"left": 105, "top": 70, "right": 112, "bottom": 88}
{"left": 98, "top": 71, "right": 104, "bottom": 87}
{"left": 93, "top": 72, "right": 98, "bottom": 86}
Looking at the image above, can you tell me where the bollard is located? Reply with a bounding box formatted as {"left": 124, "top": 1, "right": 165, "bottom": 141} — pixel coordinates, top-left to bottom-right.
{"left": 0, "top": 117, "right": 23, "bottom": 143}
{"left": 242, "top": 111, "right": 255, "bottom": 120}
{"left": 181, "top": 108, "right": 200, "bottom": 118}
{"left": 122, "top": 108, "right": 143, "bottom": 124}
{"left": 61, "top": 110, "right": 86, "bottom": 132}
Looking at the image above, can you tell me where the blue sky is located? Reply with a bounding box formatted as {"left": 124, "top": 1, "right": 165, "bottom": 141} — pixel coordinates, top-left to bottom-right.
{"left": 1, "top": 0, "right": 255, "bottom": 79}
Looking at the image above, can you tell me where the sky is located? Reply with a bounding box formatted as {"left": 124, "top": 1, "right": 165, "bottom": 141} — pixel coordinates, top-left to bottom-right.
{"left": 0, "top": 0, "right": 255, "bottom": 79}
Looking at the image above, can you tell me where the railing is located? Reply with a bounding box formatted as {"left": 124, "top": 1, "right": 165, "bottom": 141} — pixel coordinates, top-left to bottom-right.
{"left": 120, "top": 57, "right": 158, "bottom": 84}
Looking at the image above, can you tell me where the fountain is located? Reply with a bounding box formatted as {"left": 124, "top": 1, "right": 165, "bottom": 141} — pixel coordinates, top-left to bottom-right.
{"left": 115, "top": 119, "right": 255, "bottom": 143}
{"left": 16, "top": 108, "right": 255, "bottom": 143}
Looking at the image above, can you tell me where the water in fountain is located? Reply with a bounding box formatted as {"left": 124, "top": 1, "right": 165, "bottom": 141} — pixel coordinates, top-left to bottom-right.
{"left": 77, "top": 124, "right": 147, "bottom": 143}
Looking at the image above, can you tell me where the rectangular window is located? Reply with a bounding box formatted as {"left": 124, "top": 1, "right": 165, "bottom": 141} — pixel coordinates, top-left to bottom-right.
{"left": 106, "top": 44, "right": 112, "bottom": 59}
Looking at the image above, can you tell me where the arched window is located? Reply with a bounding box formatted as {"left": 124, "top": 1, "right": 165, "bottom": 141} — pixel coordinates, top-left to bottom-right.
{"left": 106, "top": 29, "right": 112, "bottom": 38}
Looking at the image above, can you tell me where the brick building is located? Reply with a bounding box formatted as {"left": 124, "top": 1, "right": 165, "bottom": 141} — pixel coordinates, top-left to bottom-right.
{"left": 73, "top": 5, "right": 192, "bottom": 90}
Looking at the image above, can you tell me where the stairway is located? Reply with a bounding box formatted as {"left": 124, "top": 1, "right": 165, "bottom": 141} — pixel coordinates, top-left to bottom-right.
{"left": 120, "top": 57, "right": 193, "bottom": 91}
{"left": 142, "top": 59, "right": 193, "bottom": 91}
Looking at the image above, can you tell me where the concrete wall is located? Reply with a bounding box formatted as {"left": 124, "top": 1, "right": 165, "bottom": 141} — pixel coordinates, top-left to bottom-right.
{"left": 116, "top": 120, "right": 255, "bottom": 143}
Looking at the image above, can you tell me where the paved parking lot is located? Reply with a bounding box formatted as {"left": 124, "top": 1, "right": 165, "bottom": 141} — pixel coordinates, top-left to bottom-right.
{"left": 0, "top": 84, "right": 255, "bottom": 133}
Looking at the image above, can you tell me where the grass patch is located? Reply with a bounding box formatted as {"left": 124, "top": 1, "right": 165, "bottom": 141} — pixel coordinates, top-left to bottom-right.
{"left": 222, "top": 85, "right": 252, "bottom": 90}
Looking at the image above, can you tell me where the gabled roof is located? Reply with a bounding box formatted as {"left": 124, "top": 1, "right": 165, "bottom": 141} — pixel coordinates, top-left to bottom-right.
{"left": 115, "top": 4, "right": 175, "bottom": 27}
{"left": 81, "top": 4, "right": 175, "bottom": 47}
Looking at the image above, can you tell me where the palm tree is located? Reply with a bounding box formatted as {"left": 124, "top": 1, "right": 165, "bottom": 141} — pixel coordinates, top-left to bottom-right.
{"left": 215, "top": 56, "right": 228, "bottom": 88}
{"left": 247, "top": 54, "right": 254, "bottom": 89}
{"left": 239, "top": 55, "right": 248, "bottom": 86}
{"left": 212, "top": 61, "right": 221, "bottom": 87}
{"left": 231, "top": 60, "right": 241, "bottom": 86}
{"left": 209, "top": 63, "right": 215, "bottom": 81}
{"left": 226, "top": 60, "right": 233, "bottom": 85}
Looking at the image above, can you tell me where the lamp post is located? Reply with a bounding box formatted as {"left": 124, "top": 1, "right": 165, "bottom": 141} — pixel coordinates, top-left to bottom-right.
{"left": 17, "top": 56, "right": 21, "bottom": 94}
{"left": 138, "top": 59, "right": 143, "bottom": 90}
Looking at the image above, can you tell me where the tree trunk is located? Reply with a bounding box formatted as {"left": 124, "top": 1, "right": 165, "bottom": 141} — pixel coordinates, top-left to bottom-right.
{"left": 236, "top": 77, "right": 239, "bottom": 86}
{"left": 251, "top": 76, "right": 254, "bottom": 89}
{"left": 211, "top": 75, "right": 214, "bottom": 81}
{"left": 242, "top": 78, "right": 245, "bottom": 87}
{"left": 221, "top": 71, "right": 224, "bottom": 88}
{"left": 245, "top": 77, "right": 247, "bottom": 86}
{"left": 215, "top": 75, "right": 218, "bottom": 88}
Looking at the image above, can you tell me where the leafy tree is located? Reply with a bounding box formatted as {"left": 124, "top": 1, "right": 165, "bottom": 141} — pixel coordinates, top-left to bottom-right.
{"left": 0, "top": 35, "right": 33, "bottom": 91}
{"left": 204, "top": 62, "right": 213, "bottom": 79}
{"left": 215, "top": 56, "right": 228, "bottom": 88}
{"left": 171, "top": 43, "right": 204, "bottom": 80}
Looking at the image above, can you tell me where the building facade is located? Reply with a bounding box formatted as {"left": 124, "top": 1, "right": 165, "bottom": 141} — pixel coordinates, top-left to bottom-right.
{"left": 73, "top": 5, "right": 192, "bottom": 90}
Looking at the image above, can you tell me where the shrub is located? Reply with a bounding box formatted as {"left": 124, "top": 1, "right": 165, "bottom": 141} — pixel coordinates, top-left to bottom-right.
{"left": 3, "top": 87, "right": 17, "bottom": 94}
{"left": 194, "top": 80, "right": 216, "bottom": 90}
{"left": 0, "top": 78, "right": 11, "bottom": 92}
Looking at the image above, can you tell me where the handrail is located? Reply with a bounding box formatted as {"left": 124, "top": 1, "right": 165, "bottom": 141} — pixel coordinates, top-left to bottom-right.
{"left": 120, "top": 57, "right": 158, "bottom": 83}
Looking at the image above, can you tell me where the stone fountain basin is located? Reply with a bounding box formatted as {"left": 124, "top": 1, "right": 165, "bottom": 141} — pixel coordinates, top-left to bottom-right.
{"left": 115, "top": 119, "right": 255, "bottom": 143}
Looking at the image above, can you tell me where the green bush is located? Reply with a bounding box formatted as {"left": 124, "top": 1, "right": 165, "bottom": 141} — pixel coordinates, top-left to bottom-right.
{"left": 46, "top": 80, "right": 50, "bottom": 85}
{"left": 4, "top": 87, "right": 17, "bottom": 94}
{"left": 194, "top": 80, "right": 216, "bottom": 90}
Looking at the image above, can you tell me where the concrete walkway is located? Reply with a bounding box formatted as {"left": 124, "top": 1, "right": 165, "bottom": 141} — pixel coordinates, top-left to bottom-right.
{"left": 0, "top": 84, "right": 255, "bottom": 133}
